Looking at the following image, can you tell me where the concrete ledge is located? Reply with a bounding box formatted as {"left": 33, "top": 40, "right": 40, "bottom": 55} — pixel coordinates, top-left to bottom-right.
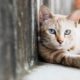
{"left": 23, "top": 63, "right": 80, "bottom": 80}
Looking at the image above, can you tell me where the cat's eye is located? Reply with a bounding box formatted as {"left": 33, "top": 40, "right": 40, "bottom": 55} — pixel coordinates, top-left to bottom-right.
{"left": 64, "top": 29, "right": 71, "bottom": 35}
{"left": 48, "top": 29, "right": 56, "bottom": 34}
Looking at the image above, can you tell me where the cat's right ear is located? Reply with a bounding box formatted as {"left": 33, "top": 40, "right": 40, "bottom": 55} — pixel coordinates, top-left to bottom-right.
{"left": 67, "top": 10, "right": 80, "bottom": 23}
{"left": 39, "top": 5, "right": 53, "bottom": 24}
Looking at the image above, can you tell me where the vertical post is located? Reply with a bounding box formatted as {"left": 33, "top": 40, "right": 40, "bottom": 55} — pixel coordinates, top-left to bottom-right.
{"left": 16, "top": 0, "right": 37, "bottom": 78}
{"left": 31, "top": 0, "right": 38, "bottom": 66}
{"left": 16, "top": 0, "right": 31, "bottom": 76}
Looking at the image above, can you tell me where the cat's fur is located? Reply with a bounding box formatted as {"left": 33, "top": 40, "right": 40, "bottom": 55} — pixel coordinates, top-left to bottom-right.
{"left": 38, "top": 5, "right": 80, "bottom": 68}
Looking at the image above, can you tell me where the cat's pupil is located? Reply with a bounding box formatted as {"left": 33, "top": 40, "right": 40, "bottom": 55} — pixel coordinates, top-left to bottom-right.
{"left": 48, "top": 29, "right": 56, "bottom": 34}
{"left": 64, "top": 29, "right": 71, "bottom": 35}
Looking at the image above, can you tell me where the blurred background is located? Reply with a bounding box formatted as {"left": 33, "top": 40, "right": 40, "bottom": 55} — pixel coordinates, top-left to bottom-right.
{"left": 0, "top": 0, "right": 79, "bottom": 80}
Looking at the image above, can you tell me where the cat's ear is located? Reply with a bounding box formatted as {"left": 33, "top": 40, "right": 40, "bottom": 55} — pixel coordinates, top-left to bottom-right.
{"left": 67, "top": 10, "right": 80, "bottom": 23}
{"left": 39, "top": 5, "right": 53, "bottom": 24}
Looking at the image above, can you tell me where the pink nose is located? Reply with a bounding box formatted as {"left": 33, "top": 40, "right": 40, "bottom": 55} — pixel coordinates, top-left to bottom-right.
{"left": 56, "top": 36, "right": 64, "bottom": 44}
{"left": 58, "top": 40, "right": 63, "bottom": 44}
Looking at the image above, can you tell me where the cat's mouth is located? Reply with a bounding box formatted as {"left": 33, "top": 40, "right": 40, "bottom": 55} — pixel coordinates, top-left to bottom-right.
{"left": 57, "top": 45, "right": 63, "bottom": 49}
{"left": 57, "top": 47, "right": 63, "bottom": 49}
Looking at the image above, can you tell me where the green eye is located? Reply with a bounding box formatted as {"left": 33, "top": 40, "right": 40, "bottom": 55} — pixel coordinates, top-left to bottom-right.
{"left": 48, "top": 29, "right": 56, "bottom": 34}
{"left": 64, "top": 29, "right": 71, "bottom": 35}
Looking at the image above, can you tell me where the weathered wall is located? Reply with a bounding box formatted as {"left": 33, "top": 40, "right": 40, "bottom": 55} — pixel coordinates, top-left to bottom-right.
{"left": 0, "top": 0, "right": 16, "bottom": 80}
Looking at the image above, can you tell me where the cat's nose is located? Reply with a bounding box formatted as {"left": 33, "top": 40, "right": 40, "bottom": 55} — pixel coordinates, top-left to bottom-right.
{"left": 58, "top": 40, "right": 63, "bottom": 44}
{"left": 57, "top": 36, "right": 64, "bottom": 44}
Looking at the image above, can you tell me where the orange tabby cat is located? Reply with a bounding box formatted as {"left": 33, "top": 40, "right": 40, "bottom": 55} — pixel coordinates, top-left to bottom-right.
{"left": 38, "top": 5, "right": 80, "bottom": 68}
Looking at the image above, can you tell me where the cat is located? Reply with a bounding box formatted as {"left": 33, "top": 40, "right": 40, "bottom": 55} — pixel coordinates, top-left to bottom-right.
{"left": 38, "top": 5, "right": 80, "bottom": 68}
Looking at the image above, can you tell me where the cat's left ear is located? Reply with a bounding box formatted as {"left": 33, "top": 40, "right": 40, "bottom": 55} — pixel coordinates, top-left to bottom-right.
{"left": 67, "top": 10, "right": 80, "bottom": 23}
{"left": 39, "top": 5, "right": 53, "bottom": 24}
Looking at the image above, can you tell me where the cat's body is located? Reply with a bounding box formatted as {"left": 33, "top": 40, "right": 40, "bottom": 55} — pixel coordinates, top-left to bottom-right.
{"left": 39, "top": 6, "right": 80, "bottom": 68}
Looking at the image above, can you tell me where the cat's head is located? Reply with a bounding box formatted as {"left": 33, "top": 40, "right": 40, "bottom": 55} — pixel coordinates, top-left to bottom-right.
{"left": 39, "top": 5, "right": 80, "bottom": 51}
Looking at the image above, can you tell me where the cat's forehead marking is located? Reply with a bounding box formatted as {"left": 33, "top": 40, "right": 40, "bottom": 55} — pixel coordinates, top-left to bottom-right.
{"left": 42, "top": 18, "right": 76, "bottom": 31}
{"left": 56, "top": 19, "right": 75, "bottom": 28}
{"left": 43, "top": 19, "right": 60, "bottom": 26}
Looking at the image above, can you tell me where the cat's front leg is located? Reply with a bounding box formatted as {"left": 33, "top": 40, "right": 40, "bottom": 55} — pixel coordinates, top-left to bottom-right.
{"left": 61, "top": 51, "right": 80, "bottom": 68}
{"left": 49, "top": 49, "right": 64, "bottom": 63}
{"left": 69, "top": 55, "right": 80, "bottom": 68}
